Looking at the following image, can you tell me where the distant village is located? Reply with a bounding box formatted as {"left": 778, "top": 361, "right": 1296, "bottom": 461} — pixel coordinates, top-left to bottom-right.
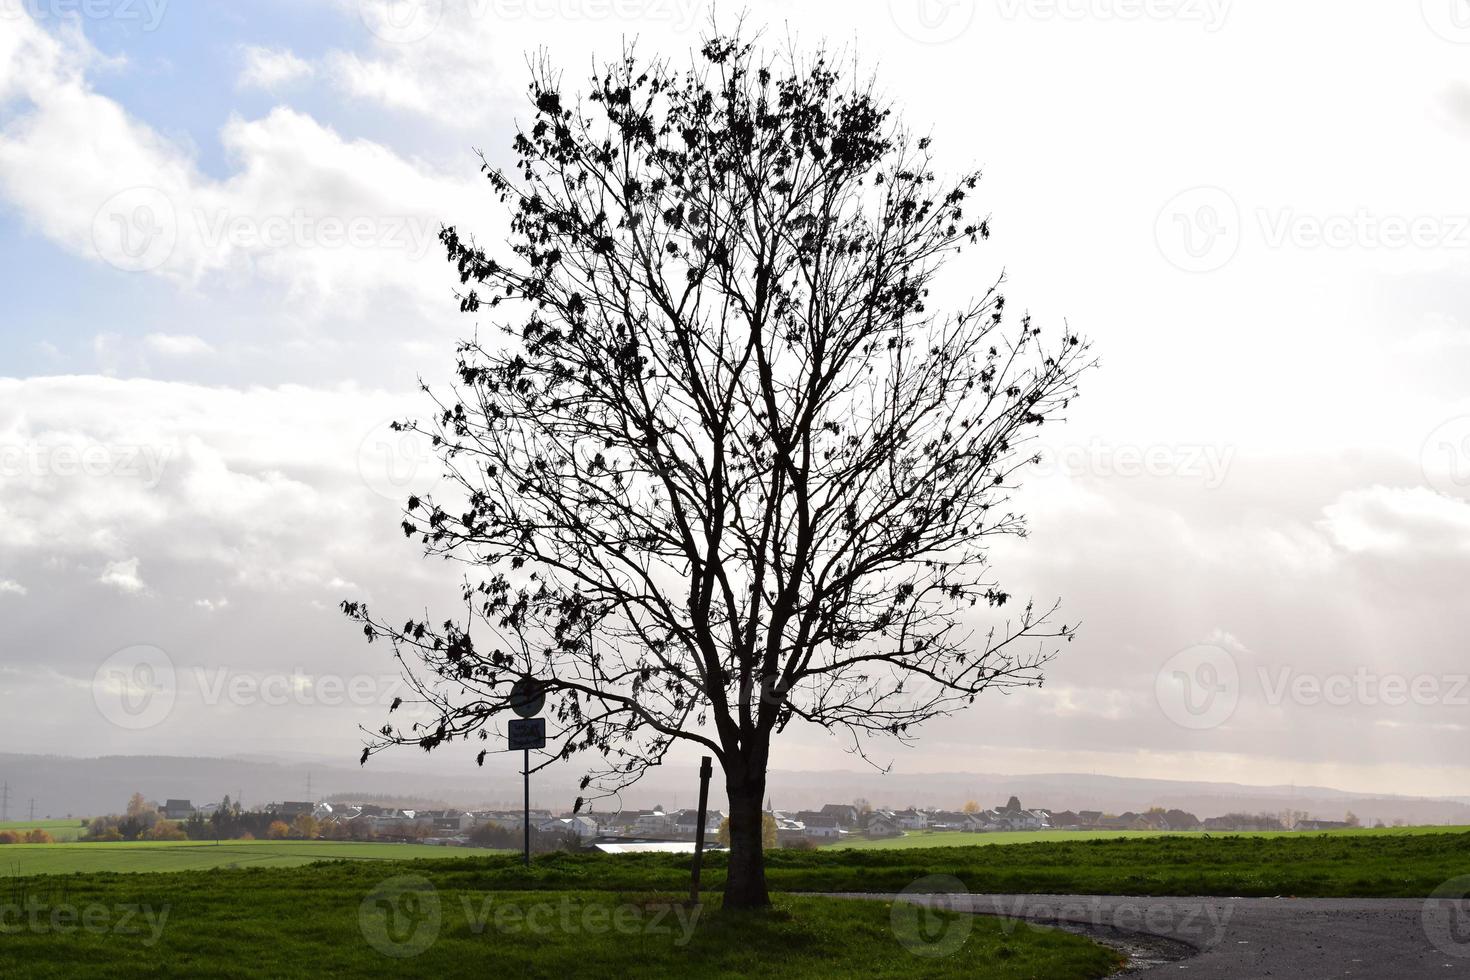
{"left": 123, "top": 793, "right": 1368, "bottom": 850}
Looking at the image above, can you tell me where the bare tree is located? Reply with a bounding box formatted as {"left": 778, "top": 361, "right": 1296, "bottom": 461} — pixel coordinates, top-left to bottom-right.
{"left": 343, "top": 30, "right": 1093, "bottom": 909}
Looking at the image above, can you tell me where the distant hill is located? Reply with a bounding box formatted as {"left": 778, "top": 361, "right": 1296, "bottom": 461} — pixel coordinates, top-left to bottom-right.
{"left": 1, "top": 752, "right": 1465, "bottom": 828}
{"left": 752, "top": 770, "right": 1470, "bottom": 828}
{"left": 0, "top": 753, "right": 501, "bottom": 820}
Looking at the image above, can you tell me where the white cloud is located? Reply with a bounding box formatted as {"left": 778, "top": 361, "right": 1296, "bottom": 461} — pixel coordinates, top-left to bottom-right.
{"left": 4, "top": 0, "right": 1470, "bottom": 792}
{"left": 1394, "top": 313, "right": 1470, "bottom": 354}
{"left": 0, "top": 9, "right": 472, "bottom": 314}
{"left": 98, "top": 557, "right": 146, "bottom": 594}
{"left": 1321, "top": 486, "right": 1470, "bottom": 555}
{"left": 238, "top": 45, "right": 314, "bottom": 90}
{"left": 90, "top": 333, "right": 122, "bottom": 375}
{"left": 1440, "top": 82, "right": 1470, "bottom": 136}
{"left": 0, "top": 11, "right": 104, "bottom": 104}
{"left": 145, "top": 333, "right": 214, "bottom": 356}
{"left": 0, "top": 374, "right": 440, "bottom": 592}
{"left": 318, "top": 0, "right": 710, "bottom": 129}
{"left": 0, "top": 664, "right": 92, "bottom": 690}
{"left": 0, "top": 579, "right": 27, "bottom": 595}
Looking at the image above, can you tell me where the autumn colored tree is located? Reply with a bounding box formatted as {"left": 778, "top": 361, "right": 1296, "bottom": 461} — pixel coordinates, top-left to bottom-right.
{"left": 125, "top": 792, "right": 151, "bottom": 817}
{"left": 346, "top": 29, "right": 1091, "bottom": 909}
{"left": 147, "top": 820, "right": 186, "bottom": 842}
{"left": 718, "top": 812, "right": 777, "bottom": 850}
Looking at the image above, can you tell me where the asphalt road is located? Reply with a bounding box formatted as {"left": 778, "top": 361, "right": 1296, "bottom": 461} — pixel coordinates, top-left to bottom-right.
{"left": 828, "top": 892, "right": 1470, "bottom": 978}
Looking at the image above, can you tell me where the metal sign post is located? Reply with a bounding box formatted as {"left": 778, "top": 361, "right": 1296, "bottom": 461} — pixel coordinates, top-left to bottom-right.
{"left": 507, "top": 716, "right": 546, "bottom": 868}
{"left": 690, "top": 756, "right": 713, "bottom": 905}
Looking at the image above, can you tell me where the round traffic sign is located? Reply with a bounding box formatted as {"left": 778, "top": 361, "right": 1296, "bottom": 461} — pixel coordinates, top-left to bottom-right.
{"left": 508, "top": 676, "right": 544, "bottom": 718}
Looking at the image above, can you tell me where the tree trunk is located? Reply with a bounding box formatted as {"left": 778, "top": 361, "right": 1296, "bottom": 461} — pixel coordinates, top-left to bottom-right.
{"left": 722, "top": 769, "right": 771, "bottom": 910}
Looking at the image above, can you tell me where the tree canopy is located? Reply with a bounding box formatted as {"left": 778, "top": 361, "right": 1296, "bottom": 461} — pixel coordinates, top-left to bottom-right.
{"left": 344, "top": 29, "right": 1092, "bottom": 907}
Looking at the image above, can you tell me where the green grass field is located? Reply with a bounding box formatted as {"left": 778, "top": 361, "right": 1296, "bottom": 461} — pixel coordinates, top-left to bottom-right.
{"left": 5, "top": 829, "right": 1470, "bottom": 896}
{"left": 837, "top": 825, "right": 1470, "bottom": 849}
{"left": 5, "top": 832, "right": 1470, "bottom": 977}
{"left": 10, "top": 831, "right": 1467, "bottom": 896}
{"left": 0, "top": 864, "right": 1119, "bottom": 979}
{"left": 0, "top": 840, "right": 508, "bottom": 878}
{"left": 0, "top": 819, "right": 91, "bottom": 843}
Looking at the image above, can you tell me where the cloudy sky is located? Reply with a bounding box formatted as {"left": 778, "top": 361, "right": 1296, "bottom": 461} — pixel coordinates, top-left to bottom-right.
{"left": 3, "top": 0, "right": 1469, "bottom": 801}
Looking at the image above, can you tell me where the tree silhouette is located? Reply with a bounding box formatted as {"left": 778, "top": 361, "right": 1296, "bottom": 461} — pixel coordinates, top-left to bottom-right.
{"left": 344, "top": 29, "right": 1093, "bottom": 909}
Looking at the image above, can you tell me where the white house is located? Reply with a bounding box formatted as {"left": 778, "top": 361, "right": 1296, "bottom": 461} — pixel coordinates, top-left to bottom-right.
{"left": 633, "top": 809, "right": 675, "bottom": 836}
{"left": 865, "top": 815, "right": 901, "bottom": 838}
{"left": 964, "top": 811, "right": 996, "bottom": 831}
{"left": 366, "top": 809, "right": 430, "bottom": 836}
{"left": 799, "top": 815, "right": 842, "bottom": 840}
{"left": 928, "top": 811, "right": 971, "bottom": 830}
{"left": 673, "top": 809, "right": 723, "bottom": 839}
{"left": 974, "top": 799, "right": 1047, "bottom": 831}
{"left": 539, "top": 815, "right": 599, "bottom": 839}
{"left": 820, "top": 804, "right": 861, "bottom": 828}
{"left": 894, "top": 808, "right": 928, "bottom": 830}
{"left": 774, "top": 816, "right": 807, "bottom": 846}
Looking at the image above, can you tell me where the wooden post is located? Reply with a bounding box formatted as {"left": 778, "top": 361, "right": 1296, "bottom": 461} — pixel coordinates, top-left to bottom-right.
{"left": 690, "top": 756, "right": 713, "bottom": 905}
{"left": 523, "top": 748, "right": 531, "bottom": 868}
